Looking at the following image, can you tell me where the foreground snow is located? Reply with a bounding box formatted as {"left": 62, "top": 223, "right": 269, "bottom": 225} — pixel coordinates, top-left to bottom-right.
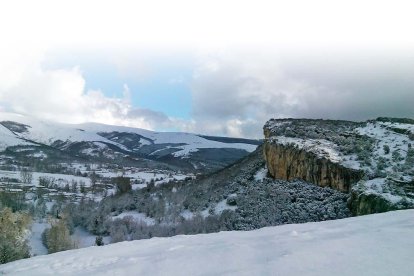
{"left": 1, "top": 210, "right": 413, "bottom": 275}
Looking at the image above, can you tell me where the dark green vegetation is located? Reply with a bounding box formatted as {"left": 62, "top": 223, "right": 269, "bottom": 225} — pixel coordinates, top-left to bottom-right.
{"left": 60, "top": 146, "right": 349, "bottom": 243}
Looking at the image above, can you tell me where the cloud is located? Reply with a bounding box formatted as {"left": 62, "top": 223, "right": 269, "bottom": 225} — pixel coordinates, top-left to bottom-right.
{"left": 0, "top": 50, "right": 179, "bottom": 131}
{"left": 190, "top": 50, "right": 414, "bottom": 138}
{"left": 1, "top": 46, "right": 413, "bottom": 140}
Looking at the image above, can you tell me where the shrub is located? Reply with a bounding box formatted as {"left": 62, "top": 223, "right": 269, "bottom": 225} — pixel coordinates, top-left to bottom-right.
{"left": 95, "top": 236, "right": 104, "bottom": 246}
{"left": 0, "top": 208, "right": 31, "bottom": 264}
{"left": 383, "top": 144, "right": 390, "bottom": 154}
{"left": 114, "top": 177, "right": 132, "bottom": 194}
{"left": 43, "top": 219, "right": 74, "bottom": 254}
{"left": 392, "top": 150, "right": 403, "bottom": 162}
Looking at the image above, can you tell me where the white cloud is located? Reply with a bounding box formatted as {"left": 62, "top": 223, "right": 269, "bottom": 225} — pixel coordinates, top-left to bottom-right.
{"left": 0, "top": 50, "right": 179, "bottom": 131}
{"left": 1, "top": 0, "right": 414, "bottom": 139}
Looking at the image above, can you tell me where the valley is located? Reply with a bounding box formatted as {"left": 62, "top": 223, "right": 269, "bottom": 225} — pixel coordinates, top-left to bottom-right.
{"left": 1, "top": 113, "right": 413, "bottom": 268}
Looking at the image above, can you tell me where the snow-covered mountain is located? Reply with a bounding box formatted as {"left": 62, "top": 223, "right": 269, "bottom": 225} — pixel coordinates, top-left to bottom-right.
{"left": 0, "top": 112, "right": 259, "bottom": 172}
{"left": 1, "top": 209, "right": 413, "bottom": 275}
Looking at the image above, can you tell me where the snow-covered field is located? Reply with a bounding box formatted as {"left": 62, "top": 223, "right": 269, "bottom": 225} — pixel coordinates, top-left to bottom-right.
{"left": 2, "top": 210, "right": 413, "bottom": 275}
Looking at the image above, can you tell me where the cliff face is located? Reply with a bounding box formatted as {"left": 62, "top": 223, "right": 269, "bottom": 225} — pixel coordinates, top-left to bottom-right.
{"left": 263, "top": 141, "right": 363, "bottom": 192}
{"left": 262, "top": 118, "right": 414, "bottom": 215}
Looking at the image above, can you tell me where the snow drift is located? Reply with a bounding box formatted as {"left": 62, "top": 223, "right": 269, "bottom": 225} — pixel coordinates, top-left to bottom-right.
{"left": 1, "top": 210, "right": 413, "bottom": 275}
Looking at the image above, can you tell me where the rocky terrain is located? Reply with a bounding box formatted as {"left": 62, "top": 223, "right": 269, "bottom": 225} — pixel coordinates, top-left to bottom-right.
{"left": 263, "top": 118, "right": 414, "bottom": 215}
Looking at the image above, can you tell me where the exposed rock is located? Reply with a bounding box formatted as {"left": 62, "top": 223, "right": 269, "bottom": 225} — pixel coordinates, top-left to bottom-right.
{"left": 263, "top": 139, "right": 363, "bottom": 192}
{"left": 262, "top": 117, "right": 414, "bottom": 216}
{"left": 349, "top": 179, "right": 414, "bottom": 215}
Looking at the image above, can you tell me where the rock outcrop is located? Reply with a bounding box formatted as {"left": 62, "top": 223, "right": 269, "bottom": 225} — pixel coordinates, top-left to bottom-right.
{"left": 262, "top": 117, "right": 414, "bottom": 216}
{"left": 349, "top": 179, "right": 414, "bottom": 215}
{"left": 263, "top": 141, "right": 363, "bottom": 192}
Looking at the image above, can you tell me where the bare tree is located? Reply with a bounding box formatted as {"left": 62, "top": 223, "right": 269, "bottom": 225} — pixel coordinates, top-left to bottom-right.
{"left": 20, "top": 169, "right": 33, "bottom": 184}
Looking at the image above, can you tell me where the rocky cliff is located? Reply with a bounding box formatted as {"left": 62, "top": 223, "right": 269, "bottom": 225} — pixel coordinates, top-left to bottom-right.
{"left": 263, "top": 140, "right": 363, "bottom": 192}
{"left": 262, "top": 118, "right": 414, "bottom": 215}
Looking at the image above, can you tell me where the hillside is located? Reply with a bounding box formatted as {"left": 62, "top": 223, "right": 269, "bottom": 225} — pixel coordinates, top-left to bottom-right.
{"left": 1, "top": 115, "right": 413, "bottom": 269}
{"left": 0, "top": 112, "right": 258, "bottom": 172}
{"left": 1, "top": 209, "right": 413, "bottom": 276}
{"left": 263, "top": 118, "right": 414, "bottom": 214}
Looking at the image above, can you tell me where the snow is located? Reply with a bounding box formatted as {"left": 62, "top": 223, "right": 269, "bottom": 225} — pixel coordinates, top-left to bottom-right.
{"left": 28, "top": 221, "right": 49, "bottom": 256}
{"left": 0, "top": 112, "right": 257, "bottom": 158}
{"left": 214, "top": 198, "right": 237, "bottom": 214}
{"left": 95, "top": 169, "right": 193, "bottom": 187}
{"left": 272, "top": 136, "right": 342, "bottom": 163}
{"left": 30, "top": 152, "right": 47, "bottom": 159}
{"left": 254, "top": 167, "right": 268, "bottom": 181}
{"left": 357, "top": 122, "right": 409, "bottom": 160}
{"left": 72, "top": 227, "right": 111, "bottom": 248}
{"left": 2, "top": 210, "right": 413, "bottom": 275}
{"left": 357, "top": 178, "right": 414, "bottom": 205}
{"left": 179, "top": 209, "right": 194, "bottom": 220}
{"left": 112, "top": 211, "right": 156, "bottom": 226}
{"left": 0, "top": 124, "right": 34, "bottom": 150}
{"left": 77, "top": 122, "right": 258, "bottom": 157}
{"left": 181, "top": 197, "right": 238, "bottom": 219}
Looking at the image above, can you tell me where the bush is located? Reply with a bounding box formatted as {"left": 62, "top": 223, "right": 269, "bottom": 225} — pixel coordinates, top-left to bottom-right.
{"left": 42, "top": 219, "right": 74, "bottom": 254}
{"left": 20, "top": 169, "right": 33, "bottom": 184}
{"left": 114, "top": 177, "right": 132, "bottom": 194}
{"left": 392, "top": 150, "right": 403, "bottom": 162}
{"left": 0, "top": 208, "right": 31, "bottom": 264}
{"left": 383, "top": 144, "right": 390, "bottom": 154}
{"left": 406, "top": 148, "right": 414, "bottom": 165}
{"left": 95, "top": 236, "right": 104, "bottom": 246}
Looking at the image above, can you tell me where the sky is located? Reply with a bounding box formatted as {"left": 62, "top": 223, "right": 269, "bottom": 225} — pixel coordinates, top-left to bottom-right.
{"left": 0, "top": 0, "right": 413, "bottom": 138}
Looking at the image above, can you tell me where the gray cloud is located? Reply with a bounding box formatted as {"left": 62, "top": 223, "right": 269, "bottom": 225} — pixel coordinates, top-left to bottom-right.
{"left": 190, "top": 50, "right": 414, "bottom": 138}
{"left": 1, "top": 47, "right": 413, "bottom": 140}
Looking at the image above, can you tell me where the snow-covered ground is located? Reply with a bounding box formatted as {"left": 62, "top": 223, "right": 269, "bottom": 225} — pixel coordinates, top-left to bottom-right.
{"left": 271, "top": 136, "right": 342, "bottom": 163}
{"left": 28, "top": 221, "right": 49, "bottom": 256}
{"left": 0, "top": 124, "right": 34, "bottom": 151}
{"left": 254, "top": 166, "right": 268, "bottom": 181}
{"left": 112, "top": 211, "right": 156, "bottom": 226}
{"left": 1, "top": 210, "right": 413, "bottom": 275}
{"left": 72, "top": 227, "right": 111, "bottom": 248}
{"left": 29, "top": 222, "right": 112, "bottom": 257}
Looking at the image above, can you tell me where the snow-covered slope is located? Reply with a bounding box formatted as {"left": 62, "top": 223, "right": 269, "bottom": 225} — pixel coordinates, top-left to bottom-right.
{"left": 0, "top": 112, "right": 258, "bottom": 171}
{"left": 0, "top": 124, "right": 34, "bottom": 151}
{"left": 80, "top": 122, "right": 257, "bottom": 157}
{"left": 1, "top": 210, "right": 413, "bottom": 275}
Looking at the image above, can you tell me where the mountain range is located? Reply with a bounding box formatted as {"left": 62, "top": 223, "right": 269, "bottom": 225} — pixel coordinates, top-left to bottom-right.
{"left": 0, "top": 112, "right": 259, "bottom": 172}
